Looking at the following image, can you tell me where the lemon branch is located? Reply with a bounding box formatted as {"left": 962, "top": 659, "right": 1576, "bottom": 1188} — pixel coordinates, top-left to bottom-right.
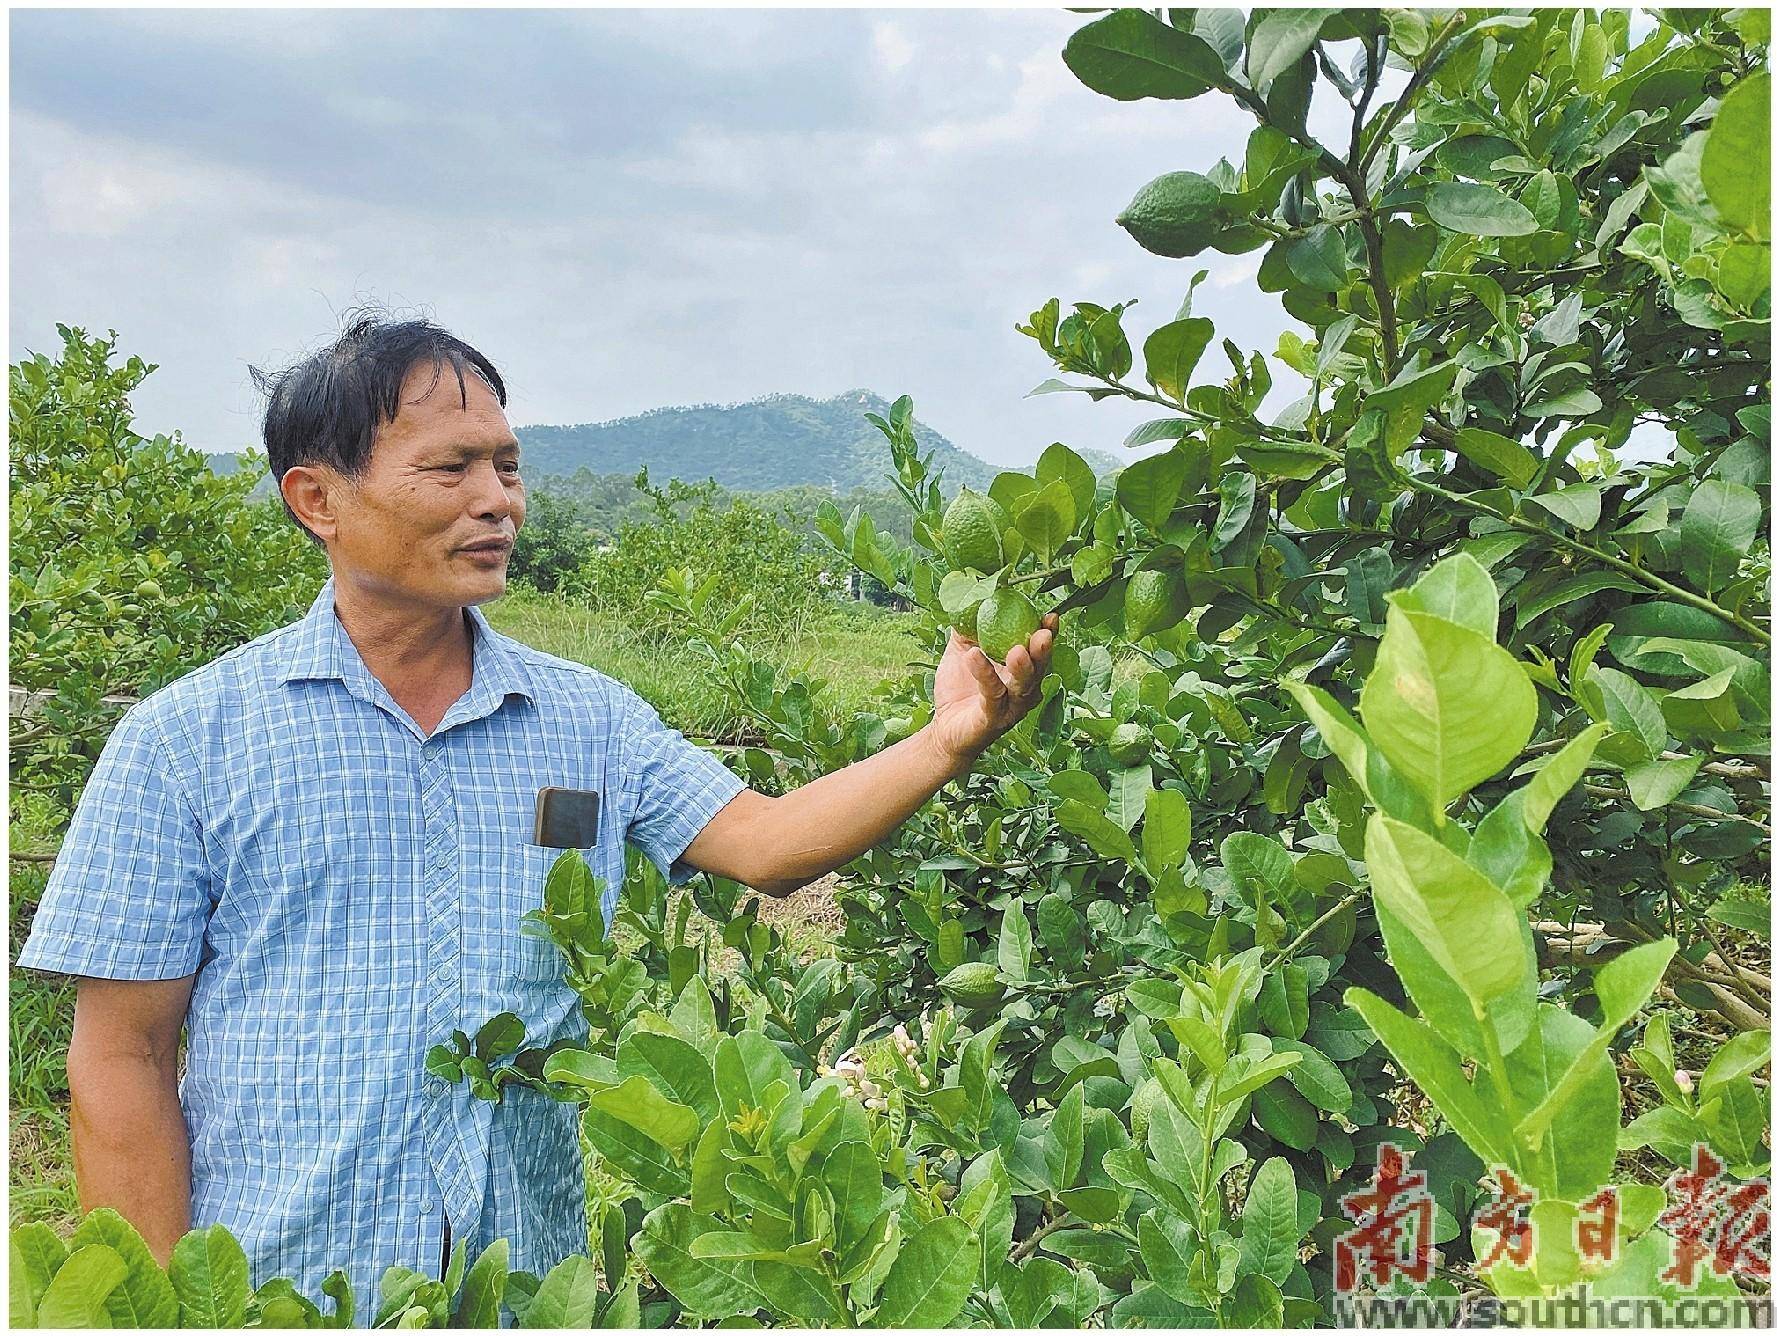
{"left": 1400, "top": 472, "right": 1771, "bottom": 646}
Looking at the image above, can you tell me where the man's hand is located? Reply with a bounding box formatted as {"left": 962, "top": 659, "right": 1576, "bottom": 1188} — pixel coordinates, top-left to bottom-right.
{"left": 928, "top": 612, "right": 1060, "bottom": 767}
{"left": 679, "top": 612, "right": 1059, "bottom": 898}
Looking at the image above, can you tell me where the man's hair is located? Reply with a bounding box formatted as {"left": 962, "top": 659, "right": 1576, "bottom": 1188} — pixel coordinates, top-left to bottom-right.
{"left": 251, "top": 311, "right": 508, "bottom": 545}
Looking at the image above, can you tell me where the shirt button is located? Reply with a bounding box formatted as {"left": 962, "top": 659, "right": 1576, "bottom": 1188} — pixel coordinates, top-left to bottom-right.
{"left": 420, "top": 1200, "right": 435, "bottom": 1215}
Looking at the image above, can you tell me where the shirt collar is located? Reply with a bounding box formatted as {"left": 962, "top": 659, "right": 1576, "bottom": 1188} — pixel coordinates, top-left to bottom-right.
{"left": 278, "top": 578, "right": 536, "bottom": 725}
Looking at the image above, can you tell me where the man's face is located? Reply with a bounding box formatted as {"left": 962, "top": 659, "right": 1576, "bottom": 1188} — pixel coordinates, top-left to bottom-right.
{"left": 319, "top": 362, "right": 526, "bottom": 611}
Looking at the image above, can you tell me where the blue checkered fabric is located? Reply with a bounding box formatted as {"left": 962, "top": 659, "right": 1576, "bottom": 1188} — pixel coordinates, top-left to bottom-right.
{"left": 18, "top": 578, "right": 748, "bottom": 1310}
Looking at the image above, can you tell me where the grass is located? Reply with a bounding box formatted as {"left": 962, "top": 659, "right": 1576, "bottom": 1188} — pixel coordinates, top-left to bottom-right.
{"left": 484, "top": 589, "right": 927, "bottom": 741}
{"left": 9, "top": 593, "right": 914, "bottom": 1239}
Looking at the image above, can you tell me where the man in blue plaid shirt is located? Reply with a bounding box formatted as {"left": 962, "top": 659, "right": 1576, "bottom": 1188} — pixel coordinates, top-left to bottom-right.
{"left": 18, "top": 316, "right": 1056, "bottom": 1307}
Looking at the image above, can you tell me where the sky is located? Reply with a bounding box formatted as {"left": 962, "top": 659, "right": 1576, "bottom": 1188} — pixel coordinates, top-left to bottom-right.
{"left": 12, "top": 8, "right": 1390, "bottom": 472}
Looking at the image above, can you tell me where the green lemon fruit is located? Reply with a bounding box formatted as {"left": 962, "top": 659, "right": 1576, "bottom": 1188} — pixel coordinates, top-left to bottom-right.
{"left": 1107, "top": 723, "right": 1153, "bottom": 767}
{"left": 1124, "top": 568, "right": 1180, "bottom": 642}
{"left": 1116, "top": 171, "right": 1224, "bottom": 258}
{"left": 135, "top": 579, "right": 165, "bottom": 601}
{"left": 938, "top": 961, "right": 1008, "bottom": 1009}
{"left": 941, "top": 488, "right": 1007, "bottom": 573}
{"left": 975, "top": 589, "right": 1041, "bottom": 662}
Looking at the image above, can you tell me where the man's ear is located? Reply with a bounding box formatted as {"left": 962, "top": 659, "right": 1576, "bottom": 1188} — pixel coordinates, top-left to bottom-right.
{"left": 281, "top": 464, "right": 342, "bottom": 545}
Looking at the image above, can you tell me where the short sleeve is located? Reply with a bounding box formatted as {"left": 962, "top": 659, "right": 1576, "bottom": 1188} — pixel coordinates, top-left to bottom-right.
{"left": 616, "top": 688, "right": 747, "bottom": 886}
{"left": 16, "top": 704, "right": 213, "bottom": 980}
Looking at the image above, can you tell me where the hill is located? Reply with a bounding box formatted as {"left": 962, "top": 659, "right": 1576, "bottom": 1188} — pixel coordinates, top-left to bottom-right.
{"left": 206, "top": 389, "right": 1123, "bottom": 503}
{"left": 512, "top": 390, "right": 1004, "bottom": 494}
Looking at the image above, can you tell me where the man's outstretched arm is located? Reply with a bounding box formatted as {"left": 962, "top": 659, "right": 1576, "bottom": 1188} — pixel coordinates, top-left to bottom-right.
{"left": 683, "top": 615, "right": 1058, "bottom": 896}
{"left": 66, "top": 974, "right": 196, "bottom": 1265}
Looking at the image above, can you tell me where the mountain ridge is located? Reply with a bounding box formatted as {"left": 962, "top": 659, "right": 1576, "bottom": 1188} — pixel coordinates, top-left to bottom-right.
{"left": 208, "top": 388, "right": 1122, "bottom": 495}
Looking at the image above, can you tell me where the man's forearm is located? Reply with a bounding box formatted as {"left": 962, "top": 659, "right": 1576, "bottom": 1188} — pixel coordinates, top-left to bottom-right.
{"left": 750, "top": 723, "right": 974, "bottom": 894}
{"left": 68, "top": 1051, "right": 192, "bottom": 1264}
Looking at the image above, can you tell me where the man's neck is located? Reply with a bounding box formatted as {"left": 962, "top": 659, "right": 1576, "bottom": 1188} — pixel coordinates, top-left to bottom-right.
{"left": 330, "top": 577, "right": 475, "bottom": 723}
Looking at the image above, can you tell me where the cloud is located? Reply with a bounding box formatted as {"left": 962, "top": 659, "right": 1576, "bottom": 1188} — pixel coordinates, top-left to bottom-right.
{"left": 10, "top": 10, "right": 1317, "bottom": 466}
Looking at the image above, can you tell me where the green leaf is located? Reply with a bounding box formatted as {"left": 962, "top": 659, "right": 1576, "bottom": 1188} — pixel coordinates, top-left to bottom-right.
{"left": 544, "top": 850, "right": 604, "bottom": 938}
{"left": 1702, "top": 71, "right": 1770, "bottom": 240}
{"left": 1516, "top": 941, "right": 1678, "bottom": 1154}
{"left": 961, "top": 1021, "right": 1006, "bottom": 1130}
{"left": 1272, "top": 1039, "right": 1351, "bottom": 1114}
{"left": 1285, "top": 224, "right": 1350, "bottom": 289}
{"left": 822, "top": 1140, "right": 886, "bottom": 1256}
{"left": 597, "top": 1279, "right": 640, "bottom": 1329}
{"left": 1521, "top": 722, "right": 1609, "bottom": 831}
{"left": 1221, "top": 832, "right": 1295, "bottom": 914}
{"left": 753, "top": 1263, "right": 846, "bottom": 1325}
{"left": 1046, "top": 1083, "right": 1087, "bottom": 1190}
{"left": 522, "top": 1256, "right": 602, "bottom": 1329}
{"left": 542, "top": 1047, "right": 617, "bottom": 1092}
{"left": 1702, "top": 1032, "right": 1771, "bottom": 1100}
{"left": 1367, "top": 361, "right": 1462, "bottom": 455}
{"left": 1424, "top": 182, "right": 1539, "bottom": 236}
{"left": 1526, "top": 482, "right": 1602, "bottom": 530}
{"left": 1597, "top": 939, "right": 1680, "bottom": 1030}
{"left": 1256, "top": 964, "right": 1308, "bottom": 1041}
{"left": 320, "top": 1270, "right": 354, "bottom": 1329}
{"left": 633, "top": 1205, "right": 771, "bottom": 1320}
{"left": 1037, "top": 442, "right": 1097, "bottom": 517}
{"left": 1062, "top": 9, "right": 1226, "bottom": 101}
{"left": 1514, "top": 573, "right": 1642, "bottom": 628}
{"left": 36, "top": 1244, "right": 129, "bottom": 1329}
{"left": 1346, "top": 988, "right": 1512, "bottom": 1169}
{"left": 1222, "top": 1273, "right": 1284, "bottom": 1328}
{"left": 1623, "top": 755, "right": 1703, "bottom": 810}
{"left": 1591, "top": 666, "right": 1668, "bottom": 759}
{"left": 1708, "top": 898, "right": 1771, "bottom": 939}
{"left": 1056, "top": 798, "right": 1140, "bottom": 863}
{"left": 1143, "top": 319, "right": 1216, "bottom": 402}
{"left": 1238, "top": 1158, "right": 1299, "bottom": 1287}
{"left": 11, "top": 1224, "right": 68, "bottom": 1327}
{"left": 1117, "top": 447, "right": 1194, "bottom": 532}
{"left": 1680, "top": 480, "right": 1762, "bottom": 594}
{"left": 997, "top": 904, "right": 1034, "bottom": 982}
{"left": 582, "top": 1106, "right": 693, "bottom": 1196}
{"left": 1451, "top": 427, "right": 1539, "bottom": 488}
{"left": 1138, "top": 1210, "right": 1200, "bottom": 1305}
{"left": 1014, "top": 478, "right": 1077, "bottom": 564}
{"left": 587, "top": 1074, "right": 700, "bottom": 1152}
{"left": 1395, "top": 553, "right": 1498, "bottom": 639}
{"left": 474, "top": 1012, "right": 526, "bottom": 1063}
{"left": 1362, "top": 603, "right": 1536, "bottom": 807}
{"left": 1366, "top": 816, "right": 1528, "bottom": 1013}
{"left": 690, "top": 1122, "right": 732, "bottom": 1216}
{"left": 169, "top": 1224, "right": 251, "bottom": 1328}
{"left": 618, "top": 1031, "right": 719, "bottom": 1124}
{"left": 874, "top": 1216, "right": 977, "bottom": 1328}
{"left": 1211, "top": 472, "right": 1258, "bottom": 549}
{"left": 453, "top": 1239, "right": 509, "bottom": 1328}
{"left": 1141, "top": 787, "right": 1192, "bottom": 873}
{"left": 713, "top": 1033, "right": 795, "bottom": 1121}
{"left": 1253, "top": 1082, "right": 1318, "bottom": 1151}
{"left": 1497, "top": 1006, "right": 1620, "bottom": 1201}
{"left": 1246, "top": 8, "right": 1337, "bottom": 94}
{"left": 1214, "top": 1050, "right": 1300, "bottom": 1107}
{"left": 69, "top": 1208, "right": 178, "bottom": 1328}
